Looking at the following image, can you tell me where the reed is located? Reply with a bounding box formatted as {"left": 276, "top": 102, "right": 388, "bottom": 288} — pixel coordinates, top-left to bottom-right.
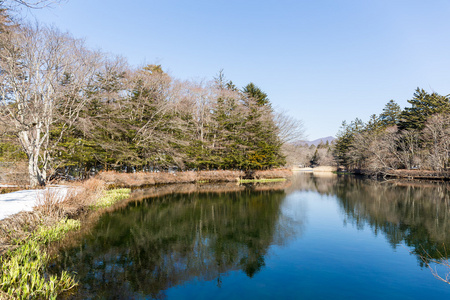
{"left": 0, "top": 178, "right": 131, "bottom": 299}
{"left": 0, "top": 219, "right": 80, "bottom": 299}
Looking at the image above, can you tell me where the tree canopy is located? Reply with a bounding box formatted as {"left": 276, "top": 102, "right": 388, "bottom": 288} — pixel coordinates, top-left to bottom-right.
{"left": 334, "top": 88, "right": 450, "bottom": 173}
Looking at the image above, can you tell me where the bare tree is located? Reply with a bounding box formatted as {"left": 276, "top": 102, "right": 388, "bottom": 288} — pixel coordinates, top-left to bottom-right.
{"left": 350, "top": 126, "right": 401, "bottom": 173}
{"left": 317, "top": 147, "right": 336, "bottom": 166}
{"left": 188, "top": 81, "right": 214, "bottom": 145}
{"left": 369, "top": 126, "right": 401, "bottom": 172}
{"left": 273, "top": 110, "right": 307, "bottom": 167}
{"left": 396, "top": 129, "right": 422, "bottom": 169}
{"left": 128, "top": 66, "right": 195, "bottom": 168}
{"left": 273, "top": 109, "right": 305, "bottom": 145}
{"left": 1, "top": 0, "right": 64, "bottom": 9}
{"left": 422, "top": 114, "right": 450, "bottom": 171}
{"left": 421, "top": 247, "right": 450, "bottom": 286}
{"left": 0, "top": 23, "right": 101, "bottom": 186}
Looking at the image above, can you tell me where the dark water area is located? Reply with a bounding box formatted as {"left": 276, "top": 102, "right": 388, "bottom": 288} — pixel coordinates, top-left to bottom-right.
{"left": 55, "top": 173, "right": 450, "bottom": 299}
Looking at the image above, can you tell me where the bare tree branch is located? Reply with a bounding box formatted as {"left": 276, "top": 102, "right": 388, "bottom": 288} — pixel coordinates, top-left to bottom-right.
{"left": 1, "top": 0, "right": 65, "bottom": 9}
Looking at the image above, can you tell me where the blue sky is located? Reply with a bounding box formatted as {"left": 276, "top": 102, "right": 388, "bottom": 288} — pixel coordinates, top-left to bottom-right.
{"left": 26, "top": 0, "right": 450, "bottom": 140}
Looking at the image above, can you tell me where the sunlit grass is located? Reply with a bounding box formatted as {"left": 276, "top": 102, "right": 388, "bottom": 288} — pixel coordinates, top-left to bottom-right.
{"left": 91, "top": 188, "right": 131, "bottom": 209}
{"left": 35, "top": 219, "right": 81, "bottom": 244}
{"left": 0, "top": 219, "right": 80, "bottom": 299}
{"left": 0, "top": 183, "right": 130, "bottom": 299}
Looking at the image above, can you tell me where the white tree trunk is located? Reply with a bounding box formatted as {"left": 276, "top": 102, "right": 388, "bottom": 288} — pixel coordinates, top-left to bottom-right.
{"left": 0, "top": 24, "right": 101, "bottom": 187}
{"left": 27, "top": 152, "right": 44, "bottom": 186}
{"left": 18, "top": 130, "right": 44, "bottom": 186}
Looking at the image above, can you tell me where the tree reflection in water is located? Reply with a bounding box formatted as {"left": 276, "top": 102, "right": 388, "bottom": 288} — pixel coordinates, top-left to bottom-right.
{"left": 289, "top": 173, "right": 450, "bottom": 263}
{"left": 54, "top": 187, "right": 297, "bottom": 299}
{"left": 53, "top": 175, "right": 450, "bottom": 298}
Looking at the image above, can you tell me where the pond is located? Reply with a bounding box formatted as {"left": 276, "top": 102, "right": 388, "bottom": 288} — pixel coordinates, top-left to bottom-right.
{"left": 54, "top": 173, "right": 450, "bottom": 299}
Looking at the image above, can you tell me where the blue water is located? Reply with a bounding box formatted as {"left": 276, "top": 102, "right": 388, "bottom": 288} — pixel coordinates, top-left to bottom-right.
{"left": 166, "top": 191, "right": 449, "bottom": 299}
{"left": 56, "top": 174, "right": 450, "bottom": 299}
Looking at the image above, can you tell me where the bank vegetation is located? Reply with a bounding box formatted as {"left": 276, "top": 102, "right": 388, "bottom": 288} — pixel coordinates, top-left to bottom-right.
{"left": 334, "top": 89, "right": 450, "bottom": 179}
{"left": 0, "top": 6, "right": 304, "bottom": 187}
{"left": 0, "top": 178, "right": 130, "bottom": 299}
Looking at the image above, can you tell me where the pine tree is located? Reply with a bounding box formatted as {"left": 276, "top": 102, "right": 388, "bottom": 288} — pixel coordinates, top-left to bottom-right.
{"left": 333, "top": 119, "right": 364, "bottom": 169}
{"left": 243, "top": 83, "right": 270, "bottom": 107}
{"left": 241, "top": 84, "right": 284, "bottom": 170}
{"left": 379, "top": 99, "right": 401, "bottom": 127}
{"left": 398, "top": 88, "right": 450, "bottom": 130}
{"left": 310, "top": 149, "right": 320, "bottom": 167}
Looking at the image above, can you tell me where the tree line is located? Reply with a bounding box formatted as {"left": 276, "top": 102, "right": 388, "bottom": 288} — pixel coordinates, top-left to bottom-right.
{"left": 0, "top": 10, "right": 303, "bottom": 186}
{"left": 334, "top": 88, "right": 450, "bottom": 174}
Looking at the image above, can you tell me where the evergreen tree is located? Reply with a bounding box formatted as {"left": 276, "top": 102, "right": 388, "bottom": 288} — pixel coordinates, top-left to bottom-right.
{"left": 240, "top": 87, "right": 284, "bottom": 170}
{"left": 379, "top": 100, "right": 401, "bottom": 127}
{"left": 242, "top": 83, "right": 270, "bottom": 107}
{"left": 333, "top": 119, "right": 364, "bottom": 169}
{"left": 364, "top": 114, "right": 383, "bottom": 133}
{"left": 209, "top": 79, "right": 245, "bottom": 169}
{"left": 310, "top": 149, "right": 320, "bottom": 167}
{"left": 398, "top": 88, "right": 450, "bottom": 130}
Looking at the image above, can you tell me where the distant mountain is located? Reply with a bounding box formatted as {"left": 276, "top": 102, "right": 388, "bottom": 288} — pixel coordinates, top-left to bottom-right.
{"left": 299, "top": 136, "right": 335, "bottom": 146}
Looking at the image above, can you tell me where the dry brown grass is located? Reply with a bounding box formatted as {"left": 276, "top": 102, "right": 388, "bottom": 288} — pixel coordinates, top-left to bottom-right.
{"left": 312, "top": 166, "right": 338, "bottom": 172}
{"left": 382, "top": 169, "right": 450, "bottom": 181}
{"left": 0, "top": 178, "right": 107, "bottom": 256}
{"left": 96, "top": 169, "right": 291, "bottom": 187}
{"left": 197, "top": 170, "right": 244, "bottom": 182}
{"left": 35, "top": 188, "right": 70, "bottom": 219}
{"left": 58, "top": 178, "right": 105, "bottom": 218}
{"left": 253, "top": 169, "right": 293, "bottom": 179}
{"left": 0, "top": 162, "right": 29, "bottom": 187}
{"left": 0, "top": 210, "right": 44, "bottom": 256}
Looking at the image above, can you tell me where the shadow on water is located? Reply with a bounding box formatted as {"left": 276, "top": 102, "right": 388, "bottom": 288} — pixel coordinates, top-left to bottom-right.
{"left": 53, "top": 181, "right": 299, "bottom": 299}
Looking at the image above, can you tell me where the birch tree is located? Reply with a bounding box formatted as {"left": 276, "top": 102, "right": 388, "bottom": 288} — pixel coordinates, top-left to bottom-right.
{"left": 0, "top": 23, "right": 101, "bottom": 186}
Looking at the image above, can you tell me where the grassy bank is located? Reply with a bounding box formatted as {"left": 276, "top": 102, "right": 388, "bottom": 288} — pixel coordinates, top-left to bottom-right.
{"left": 383, "top": 169, "right": 450, "bottom": 181}
{"left": 239, "top": 178, "right": 287, "bottom": 183}
{"left": 0, "top": 179, "right": 131, "bottom": 300}
{"left": 0, "top": 169, "right": 290, "bottom": 299}
{"left": 0, "top": 219, "right": 80, "bottom": 299}
{"left": 97, "top": 169, "right": 292, "bottom": 187}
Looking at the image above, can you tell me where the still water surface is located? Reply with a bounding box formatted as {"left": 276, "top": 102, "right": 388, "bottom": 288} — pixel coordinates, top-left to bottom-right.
{"left": 56, "top": 173, "right": 450, "bottom": 299}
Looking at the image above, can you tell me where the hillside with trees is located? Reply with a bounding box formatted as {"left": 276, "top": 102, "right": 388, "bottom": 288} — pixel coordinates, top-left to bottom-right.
{"left": 334, "top": 88, "right": 450, "bottom": 176}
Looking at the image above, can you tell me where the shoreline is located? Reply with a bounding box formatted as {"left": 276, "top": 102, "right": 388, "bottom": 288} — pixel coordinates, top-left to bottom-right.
{"left": 97, "top": 169, "right": 292, "bottom": 188}
{"left": 292, "top": 166, "right": 338, "bottom": 172}
{"left": 0, "top": 169, "right": 293, "bottom": 220}
{"left": 0, "top": 179, "right": 131, "bottom": 299}
{"left": 383, "top": 169, "right": 450, "bottom": 181}
{"left": 0, "top": 169, "right": 293, "bottom": 299}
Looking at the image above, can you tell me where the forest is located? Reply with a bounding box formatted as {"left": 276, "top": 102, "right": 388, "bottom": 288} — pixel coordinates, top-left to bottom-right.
{"left": 2, "top": 0, "right": 448, "bottom": 187}
{"left": 334, "top": 88, "right": 450, "bottom": 175}
{"left": 0, "top": 9, "right": 304, "bottom": 186}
